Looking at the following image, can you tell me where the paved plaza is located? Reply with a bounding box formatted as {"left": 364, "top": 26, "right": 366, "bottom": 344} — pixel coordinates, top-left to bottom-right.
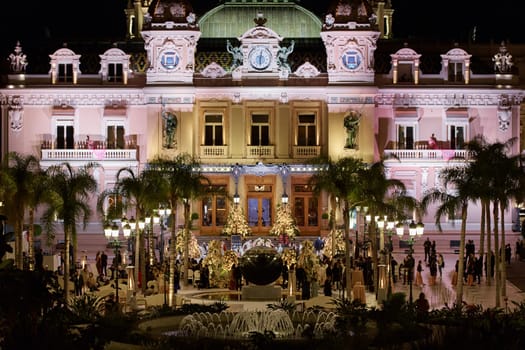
{"left": 88, "top": 249, "right": 524, "bottom": 312}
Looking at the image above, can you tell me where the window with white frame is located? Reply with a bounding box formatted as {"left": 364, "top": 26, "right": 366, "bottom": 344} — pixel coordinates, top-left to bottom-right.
{"left": 55, "top": 118, "right": 75, "bottom": 149}
{"left": 107, "top": 63, "right": 124, "bottom": 83}
{"left": 105, "top": 119, "right": 126, "bottom": 149}
{"left": 204, "top": 114, "right": 224, "bottom": 146}
{"left": 396, "top": 124, "right": 416, "bottom": 150}
{"left": 250, "top": 114, "right": 270, "bottom": 146}
{"left": 58, "top": 63, "right": 74, "bottom": 83}
{"left": 297, "top": 114, "right": 317, "bottom": 146}
{"left": 394, "top": 108, "right": 418, "bottom": 150}
{"left": 446, "top": 109, "right": 469, "bottom": 149}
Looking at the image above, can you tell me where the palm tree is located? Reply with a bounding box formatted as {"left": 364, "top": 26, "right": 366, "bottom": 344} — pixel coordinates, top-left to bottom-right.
{"left": 108, "top": 167, "right": 164, "bottom": 294}
{"left": 41, "top": 162, "right": 98, "bottom": 301}
{"left": 355, "top": 160, "right": 417, "bottom": 296}
{"left": 25, "top": 169, "right": 50, "bottom": 271}
{"left": 0, "top": 152, "right": 41, "bottom": 269}
{"left": 465, "top": 136, "right": 525, "bottom": 306}
{"left": 309, "top": 156, "right": 366, "bottom": 295}
{"left": 149, "top": 154, "right": 213, "bottom": 306}
{"left": 421, "top": 165, "right": 477, "bottom": 306}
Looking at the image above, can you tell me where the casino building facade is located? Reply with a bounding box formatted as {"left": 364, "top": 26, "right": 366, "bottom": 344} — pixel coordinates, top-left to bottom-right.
{"left": 1, "top": 0, "right": 523, "bottom": 249}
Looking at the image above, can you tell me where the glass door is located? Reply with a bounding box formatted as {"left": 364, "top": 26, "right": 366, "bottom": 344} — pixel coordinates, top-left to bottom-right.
{"left": 247, "top": 196, "right": 272, "bottom": 234}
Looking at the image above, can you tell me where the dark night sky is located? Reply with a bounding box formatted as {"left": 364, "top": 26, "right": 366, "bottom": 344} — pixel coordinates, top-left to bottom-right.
{"left": 1, "top": 0, "right": 522, "bottom": 51}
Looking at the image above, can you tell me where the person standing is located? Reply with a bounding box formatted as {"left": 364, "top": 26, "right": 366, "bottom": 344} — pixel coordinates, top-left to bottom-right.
{"left": 436, "top": 253, "right": 444, "bottom": 279}
{"left": 101, "top": 251, "right": 108, "bottom": 277}
{"left": 415, "top": 292, "right": 430, "bottom": 320}
{"left": 428, "top": 133, "right": 437, "bottom": 149}
{"left": 95, "top": 251, "right": 102, "bottom": 276}
{"left": 415, "top": 260, "right": 424, "bottom": 287}
{"left": 34, "top": 248, "right": 44, "bottom": 271}
{"left": 423, "top": 238, "right": 431, "bottom": 264}
{"left": 323, "top": 275, "right": 332, "bottom": 296}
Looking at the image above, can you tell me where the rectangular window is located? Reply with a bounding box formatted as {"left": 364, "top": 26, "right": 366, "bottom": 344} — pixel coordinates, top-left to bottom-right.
{"left": 56, "top": 123, "right": 74, "bottom": 149}
{"left": 397, "top": 125, "right": 414, "bottom": 149}
{"left": 204, "top": 114, "right": 223, "bottom": 146}
{"left": 448, "top": 62, "right": 464, "bottom": 82}
{"left": 448, "top": 125, "right": 465, "bottom": 149}
{"left": 250, "top": 114, "right": 269, "bottom": 146}
{"left": 107, "top": 124, "right": 125, "bottom": 149}
{"left": 297, "top": 114, "right": 316, "bottom": 146}
{"left": 58, "top": 63, "right": 73, "bottom": 83}
{"left": 108, "top": 63, "right": 123, "bottom": 82}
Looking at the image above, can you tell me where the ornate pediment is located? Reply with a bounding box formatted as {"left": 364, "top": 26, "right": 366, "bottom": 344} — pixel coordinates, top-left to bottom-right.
{"left": 238, "top": 26, "right": 283, "bottom": 42}
{"left": 201, "top": 62, "right": 227, "bottom": 78}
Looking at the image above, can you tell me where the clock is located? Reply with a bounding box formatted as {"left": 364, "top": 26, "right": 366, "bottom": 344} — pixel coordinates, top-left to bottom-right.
{"left": 249, "top": 46, "right": 272, "bottom": 70}
{"left": 341, "top": 49, "right": 362, "bottom": 70}
{"left": 160, "top": 50, "right": 180, "bottom": 70}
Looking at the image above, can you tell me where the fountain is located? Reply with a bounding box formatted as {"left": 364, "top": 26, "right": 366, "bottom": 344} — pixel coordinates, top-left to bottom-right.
{"left": 177, "top": 309, "right": 337, "bottom": 339}
{"left": 228, "top": 310, "right": 294, "bottom": 337}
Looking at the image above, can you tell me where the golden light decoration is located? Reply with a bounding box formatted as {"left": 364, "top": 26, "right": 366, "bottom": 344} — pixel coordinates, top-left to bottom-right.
{"left": 175, "top": 229, "right": 202, "bottom": 259}
{"left": 223, "top": 250, "right": 239, "bottom": 271}
{"left": 281, "top": 247, "right": 297, "bottom": 268}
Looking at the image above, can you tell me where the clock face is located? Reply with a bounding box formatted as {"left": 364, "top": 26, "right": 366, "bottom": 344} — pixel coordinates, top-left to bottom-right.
{"left": 249, "top": 46, "right": 272, "bottom": 70}
{"left": 160, "top": 50, "right": 180, "bottom": 70}
{"left": 341, "top": 49, "right": 362, "bottom": 70}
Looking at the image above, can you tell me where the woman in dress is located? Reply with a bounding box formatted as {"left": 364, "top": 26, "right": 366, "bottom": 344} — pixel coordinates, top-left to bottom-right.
{"left": 415, "top": 260, "right": 424, "bottom": 287}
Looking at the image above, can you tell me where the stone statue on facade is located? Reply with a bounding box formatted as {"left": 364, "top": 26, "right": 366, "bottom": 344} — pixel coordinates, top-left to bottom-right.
{"left": 162, "top": 103, "right": 177, "bottom": 148}
{"left": 227, "top": 40, "right": 243, "bottom": 70}
{"left": 8, "top": 41, "right": 27, "bottom": 73}
{"left": 493, "top": 42, "right": 513, "bottom": 73}
{"left": 277, "top": 40, "right": 295, "bottom": 72}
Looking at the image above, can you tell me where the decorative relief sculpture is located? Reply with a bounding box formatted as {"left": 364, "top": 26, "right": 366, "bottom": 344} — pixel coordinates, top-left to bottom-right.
{"left": 8, "top": 97, "right": 24, "bottom": 132}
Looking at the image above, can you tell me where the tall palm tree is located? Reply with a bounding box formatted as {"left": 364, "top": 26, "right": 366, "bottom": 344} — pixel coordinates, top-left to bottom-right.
{"left": 0, "top": 152, "right": 41, "bottom": 269}
{"left": 309, "top": 156, "right": 366, "bottom": 295}
{"left": 41, "top": 162, "right": 98, "bottom": 301}
{"left": 149, "top": 154, "right": 212, "bottom": 306}
{"left": 421, "top": 165, "right": 477, "bottom": 306}
{"left": 109, "top": 167, "right": 164, "bottom": 294}
{"left": 465, "top": 136, "right": 524, "bottom": 305}
{"left": 25, "top": 169, "right": 50, "bottom": 271}
{"left": 355, "top": 160, "right": 417, "bottom": 295}
{"left": 487, "top": 141, "right": 525, "bottom": 304}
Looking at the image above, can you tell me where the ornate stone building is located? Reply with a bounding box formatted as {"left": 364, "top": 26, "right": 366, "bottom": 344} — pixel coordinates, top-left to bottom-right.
{"left": 0, "top": 0, "right": 523, "bottom": 250}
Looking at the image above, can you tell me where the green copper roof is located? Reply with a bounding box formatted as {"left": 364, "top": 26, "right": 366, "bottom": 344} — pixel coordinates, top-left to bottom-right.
{"left": 199, "top": 1, "right": 322, "bottom": 39}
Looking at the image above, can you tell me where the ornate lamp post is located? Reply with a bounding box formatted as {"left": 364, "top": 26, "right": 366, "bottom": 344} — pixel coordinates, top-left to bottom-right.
{"left": 396, "top": 220, "right": 424, "bottom": 303}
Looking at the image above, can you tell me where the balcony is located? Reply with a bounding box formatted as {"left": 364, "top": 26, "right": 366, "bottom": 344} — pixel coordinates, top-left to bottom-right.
{"left": 293, "top": 146, "right": 321, "bottom": 158}
{"left": 384, "top": 149, "right": 472, "bottom": 161}
{"left": 41, "top": 148, "right": 138, "bottom": 162}
{"left": 40, "top": 138, "right": 138, "bottom": 163}
{"left": 200, "top": 145, "right": 228, "bottom": 158}
{"left": 247, "top": 145, "right": 275, "bottom": 158}
{"left": 384, "top": 140, "right": 473, "bottom": 161}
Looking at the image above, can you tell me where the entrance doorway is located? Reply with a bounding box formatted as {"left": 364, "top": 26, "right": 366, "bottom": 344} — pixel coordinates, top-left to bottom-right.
{"left": 247, "top": 196, "right": 272, "bottom": 234}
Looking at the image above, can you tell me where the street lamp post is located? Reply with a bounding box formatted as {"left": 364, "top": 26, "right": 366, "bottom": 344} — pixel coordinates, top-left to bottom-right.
{"left": 104, "top": 222, "right": 129, "bottom": 303}
{"left": 396, "top": 220, "right": 424, "bottom": 303}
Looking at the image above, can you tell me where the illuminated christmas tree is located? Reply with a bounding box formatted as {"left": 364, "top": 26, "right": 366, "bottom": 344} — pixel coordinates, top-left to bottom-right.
{"left": 270, "top": 204, "right": 299, "bottom": 238}
{"left": 222, "top": 204, "right": 251, "bottom": 237}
